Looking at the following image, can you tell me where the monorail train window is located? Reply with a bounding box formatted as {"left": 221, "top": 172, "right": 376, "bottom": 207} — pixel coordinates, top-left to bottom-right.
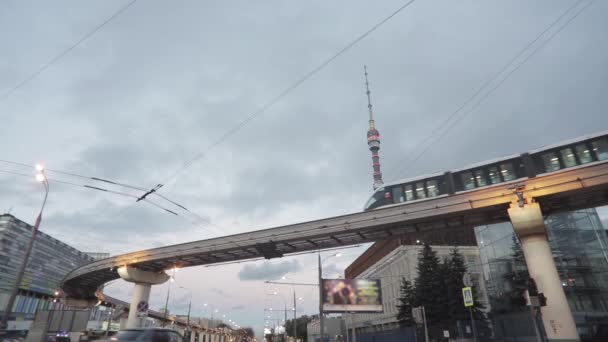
{"left": 392, "top": 186, "right": 404, "bottom": 203}
{"left": 488, "top": 166, "right": 501, "bottom": 184}
{"left": 426, "top": 179, "right": 439, "bottom": 197}
{"left": 404, "top": 184, "right": 414, "bottom": 201}
{"left": 460, "top": 171, "right": 475, "bottom": 190}
{"left": 575, "top": 144, "right": 593, "bottom": 164}
{"left": 499, "top": 163, "right": 516, "bottom": 181}
{"left": 541, "top": 152, "right": 561, "bottom": 172}
{"left": 592, "top": 137, "right": 608, "bottom": 160}
{"left": 474, "top": 170, "right": 487, "bottom": 187}
{"left": 560, "top": 148, "right": 577, "bottom": 168}
{"left": 415, "top": 182, "right": 426, "bottom": 199}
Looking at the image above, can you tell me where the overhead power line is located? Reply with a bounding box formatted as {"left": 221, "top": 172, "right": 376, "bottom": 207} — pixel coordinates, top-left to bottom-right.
{"left": 350, "top": 0, "right": 594, "bottom": 211}
{"left": 157, "top": 0, "right": 418, "bottom": 189}
{"left": 0, "top": 161, "right": 245, "bottom": 246}
{"left": 0, "top": 0, "right": 137, "bottom": 104}
{"left": 392, "top": 0, "right": 588, "bottom": 179}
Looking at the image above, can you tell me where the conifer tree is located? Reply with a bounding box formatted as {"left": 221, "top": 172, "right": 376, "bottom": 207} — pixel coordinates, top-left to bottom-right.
{"left": 396, "top": 277, "right": 415, "bottom": 326}
{"left": 413, "top": 243, "right": 446, "bottom": 338}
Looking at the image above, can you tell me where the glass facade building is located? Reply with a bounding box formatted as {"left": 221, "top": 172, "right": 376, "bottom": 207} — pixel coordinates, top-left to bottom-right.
{"left": 475, "top": 206, "right": 608, "bottom": 341}
{"left": 0, "top": 214, "right": 96, "bottom": 323}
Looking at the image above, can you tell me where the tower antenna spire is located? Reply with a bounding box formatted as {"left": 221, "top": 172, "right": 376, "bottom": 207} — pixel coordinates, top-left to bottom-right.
{"left": 364, "top": 65, "right": 375, "bottom": 127}
{"left": 364, "top": 66, "right": 384, "bottom": 190}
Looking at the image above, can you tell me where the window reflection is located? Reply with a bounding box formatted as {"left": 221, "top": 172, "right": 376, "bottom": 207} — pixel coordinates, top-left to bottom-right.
{"left": 404, "top": 184, "right": 414, "bottom": 201}
{"left": 426, "top": 179, "right": 439, "bottom": 197}
{"left": 592, "top": 138, "right": 608, "bottom": 161}
{"left": 474, "top": 170, "right": 487, "bottom": 187}
{"left": 499, "top": 163, "right": 516, "bottom": 181}
{"left": 542, "top": 152, "right": 561, "bottom": 172}
{"left": 488, "top": 166, "right": 501, "bottom": 184}
{"left": 560, "top": 148, "right": 577, "bottom": 168}
{"left": 460, "top": 171, "right": 475, "bottom": 190}
{"left": 415, "top": 182, "right": 426, "bottom": 199}
{"left": 575, "top": 144, "right": 593, "bottom": 164}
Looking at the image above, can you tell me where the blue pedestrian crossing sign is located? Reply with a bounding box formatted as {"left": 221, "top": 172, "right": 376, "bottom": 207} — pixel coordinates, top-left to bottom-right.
{"left": 462, "top": 287, "right": 474, "bottom": 307}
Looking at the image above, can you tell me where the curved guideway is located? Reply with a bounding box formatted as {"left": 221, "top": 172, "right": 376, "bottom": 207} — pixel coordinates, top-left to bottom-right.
{"left": 62, "top": 162, "right": 608, "bottom": 300}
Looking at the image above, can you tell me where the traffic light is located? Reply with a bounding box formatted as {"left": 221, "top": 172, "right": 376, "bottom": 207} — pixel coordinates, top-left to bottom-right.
{"left": 538, "top": 293, "right": 547, "bottom": 307}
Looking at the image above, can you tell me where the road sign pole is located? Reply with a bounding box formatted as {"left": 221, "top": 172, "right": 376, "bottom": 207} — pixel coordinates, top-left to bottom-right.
{"left": 468, "top": 307, "right": 477, "bottom": 342}
{"left": 422, "top": 306, "right": 429, "bottom": 342}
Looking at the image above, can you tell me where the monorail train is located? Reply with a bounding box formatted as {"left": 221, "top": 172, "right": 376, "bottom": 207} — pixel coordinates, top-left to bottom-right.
{"left": 365, "top": 131, "right": 608, "bottom": 211}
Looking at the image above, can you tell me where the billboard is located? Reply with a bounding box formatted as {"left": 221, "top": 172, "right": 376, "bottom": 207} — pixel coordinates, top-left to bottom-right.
{"left": 322, "top": 279, "right": 383, "bottom": 313}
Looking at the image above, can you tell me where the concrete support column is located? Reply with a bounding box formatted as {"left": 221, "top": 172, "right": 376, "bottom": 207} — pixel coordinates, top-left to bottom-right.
{"left": 126, "top": 283, "right": 151, "bottom": 329}
{"left": 118, "top": 266, "right": 170, "bottom": 329}
{"left": 508, "top": 202, "right": 579, "bottom": 342}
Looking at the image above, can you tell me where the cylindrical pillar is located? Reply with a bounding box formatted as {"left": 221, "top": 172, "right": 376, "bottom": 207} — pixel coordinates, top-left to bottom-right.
{"left": 117, "top": 266, "right": 170, "bottom": 329}
{"left": 508, "top": 203, "right": 580, "bottom": 342}
{"left": 127, "top": 283, "right": 151, "bottom": 328}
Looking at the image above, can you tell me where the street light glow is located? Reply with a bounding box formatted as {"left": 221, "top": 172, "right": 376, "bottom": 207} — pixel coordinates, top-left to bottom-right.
{"left": 35, "top": 164, "right": 44, "bottom": 171}
{"left": 335, "top": 253, "right": 342, "bottom": 257}
{"left": 35, "top": 173, "right": 46, "bottom": 182}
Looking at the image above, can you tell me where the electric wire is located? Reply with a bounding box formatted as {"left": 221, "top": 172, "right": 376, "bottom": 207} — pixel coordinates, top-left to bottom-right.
{"left": 0, "top": 0, "right": 137, "bottom": 104}
{"left": 392, "top": 0, "right": 587, "bottom": 179}
{"left": 0, "top": 160, "right": 248, "bottom": 249}
{"left": 398, "top": 0, "right": 595, "bottom": 176}
{"left": 350, "top": 0, "right": 595, "bottom": 211}
{"left": 158, "top": 0, "right": 418, "bottom": 189}
{"left": 0, "top": 158, "right": 218, "bottom": 229}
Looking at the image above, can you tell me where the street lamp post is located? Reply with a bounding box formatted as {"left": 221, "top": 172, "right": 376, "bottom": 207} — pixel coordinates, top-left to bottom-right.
{"left": 0, "top": 164, "right": 49, "bottom": 337}
{"left": 270, "top": 292, "right": 288, "bottom": 337}
{"left": 162, "top": 268, "right": 177, "bottom": 327}
{"left": 318, "top": 252, "right": 341, "bottom": 342}
{"left": 180, "top": 286, "right": 192, "bottom": 330}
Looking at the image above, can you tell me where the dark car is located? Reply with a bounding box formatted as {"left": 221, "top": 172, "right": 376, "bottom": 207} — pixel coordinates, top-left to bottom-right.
{"left": 108, "top": 328, "right": 184, "bottom": 342}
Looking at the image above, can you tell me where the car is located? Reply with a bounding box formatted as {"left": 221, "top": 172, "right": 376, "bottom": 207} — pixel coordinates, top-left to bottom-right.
{"left": 107, "top": 328, "right": 184, "bottom": 342}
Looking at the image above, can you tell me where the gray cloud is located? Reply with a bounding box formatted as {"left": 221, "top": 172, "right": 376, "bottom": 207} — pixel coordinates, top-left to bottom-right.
{"left": 1, "top": 0, "right": 607, "bottom": 333}
{"left": 238, "top": 260, "right": 303, "bottom": 281}
{"left": 231, "top": 305, "right": 246, "bottom": 311}
{"left": 209, "top": 287, "right": 230, "bottom": 298}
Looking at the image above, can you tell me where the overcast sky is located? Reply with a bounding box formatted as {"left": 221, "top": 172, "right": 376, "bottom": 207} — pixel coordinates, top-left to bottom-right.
{"left": 1, "top": 0, "right": 607, "bottom": 335}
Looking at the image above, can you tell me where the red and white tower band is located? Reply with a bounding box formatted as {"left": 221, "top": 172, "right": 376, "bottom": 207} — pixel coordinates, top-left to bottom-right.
{"left": 364, "top": 66, "right": 384, "bottom": 190}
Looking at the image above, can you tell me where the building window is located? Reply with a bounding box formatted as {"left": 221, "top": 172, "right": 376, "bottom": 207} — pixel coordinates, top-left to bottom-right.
{"left": 415, "top": 182, "right": 426, "bottom": 199}
{"left": 488, "top": 166, "right": 501, "bottom": 184}
{"left": 560, "top": 148, "right": 577, "bottom": 168}
{"left": 542, "top": 152, "right": 561, "bottom": 172}
{"left": 575, "top": 144, "right": 593, "bottom": 164}
{"left": 426, "top": 179, "right": 439, "bottom": 197}
{"left": 592, "top": 138, "right": 608, "bottom": 161}
{"left": 460, "top": 171, "right": 475, "bottom": 190}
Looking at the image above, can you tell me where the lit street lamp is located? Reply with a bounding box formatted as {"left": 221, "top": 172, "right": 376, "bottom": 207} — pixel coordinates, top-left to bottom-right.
{"left": 0, "top": 164, "right": 50, "bottom": 337}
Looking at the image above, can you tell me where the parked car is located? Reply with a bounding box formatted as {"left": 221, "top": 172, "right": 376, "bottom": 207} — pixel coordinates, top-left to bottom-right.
{"left": 107, "top": 328, "right": 184, "bottom": 342}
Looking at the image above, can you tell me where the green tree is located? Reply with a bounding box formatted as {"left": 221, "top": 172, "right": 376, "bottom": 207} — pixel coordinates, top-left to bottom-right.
{"left": 413, "top": 243, "right": 448, "bottom": 339}
{"left": 445, "top": 247, "right": 469, "bottom": 323}
{"left": 285, "top": 315, "right": 312, "bottom": 340}
{"left": 396, "top": 277, "right": 415, "bottom": 326}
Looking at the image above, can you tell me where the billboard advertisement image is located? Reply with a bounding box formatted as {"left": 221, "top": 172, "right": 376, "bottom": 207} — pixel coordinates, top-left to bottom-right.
{"left": 322, "top": 278, "right": 383, "bottom": 313}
